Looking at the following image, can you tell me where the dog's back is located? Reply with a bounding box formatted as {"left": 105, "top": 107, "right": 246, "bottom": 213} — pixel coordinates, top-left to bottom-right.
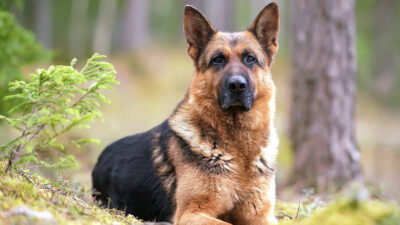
{"left": 92, "top": 121, "right": 173, "bottom": 221}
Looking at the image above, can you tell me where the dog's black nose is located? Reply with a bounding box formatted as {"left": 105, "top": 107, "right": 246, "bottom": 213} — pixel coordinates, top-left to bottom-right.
{"left": 227, "top": 75, "right": 247, "bottom": 93}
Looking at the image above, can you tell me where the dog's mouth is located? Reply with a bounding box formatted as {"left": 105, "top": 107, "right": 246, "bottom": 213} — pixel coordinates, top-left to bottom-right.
{"left": 231, "top": 101, "right": 244, "bottom": 107}
{"left": 219, "top": 96, "right": 254, "bottom": 112}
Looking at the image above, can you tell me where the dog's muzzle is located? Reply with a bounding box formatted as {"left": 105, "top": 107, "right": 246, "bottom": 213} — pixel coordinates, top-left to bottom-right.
{"left": 218, "top": 73, "right": 254, "bottom": 111}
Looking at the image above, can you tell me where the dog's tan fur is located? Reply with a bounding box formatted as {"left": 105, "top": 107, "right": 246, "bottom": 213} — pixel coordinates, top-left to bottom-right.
{"left": 150, "top": 3, "right": 280, "bottom": 225}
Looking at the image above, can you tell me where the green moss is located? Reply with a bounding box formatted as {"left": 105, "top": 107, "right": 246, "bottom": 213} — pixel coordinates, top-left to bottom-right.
{"left": 279, "top": 198, "right": 400, "bottom": 225}
{"left": 0, "top": 161, "right": 142, "bottom": 225}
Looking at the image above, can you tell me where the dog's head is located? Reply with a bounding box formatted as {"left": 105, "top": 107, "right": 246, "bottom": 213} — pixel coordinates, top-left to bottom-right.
{"left": 184, "top": 3, "right": 279, "bottom": 116}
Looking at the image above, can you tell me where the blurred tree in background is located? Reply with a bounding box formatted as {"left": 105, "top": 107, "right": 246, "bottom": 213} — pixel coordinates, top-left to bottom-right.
{"left": 121, "top": 0, "right": 149, "bottom": 51}
{"left": 289, "top": 0, "right": 361, "bottom": 191}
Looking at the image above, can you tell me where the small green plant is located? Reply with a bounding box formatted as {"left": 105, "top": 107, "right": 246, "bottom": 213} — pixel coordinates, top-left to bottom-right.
{"left": 0, "top": 54, "right": 119, "bottom": 173}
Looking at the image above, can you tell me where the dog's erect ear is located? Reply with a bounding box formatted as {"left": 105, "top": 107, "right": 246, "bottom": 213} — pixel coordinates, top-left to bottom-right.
{"left": 184, "top": 5, "right": 215, "bottom": 61}
{"left": 248, "top": 2, "right": 280, "bottom": 63}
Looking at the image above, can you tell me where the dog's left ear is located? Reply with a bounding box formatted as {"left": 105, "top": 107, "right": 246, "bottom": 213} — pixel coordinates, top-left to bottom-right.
{"left": 184, "top": 5, "right": 215, "bottom": 61}
{"left": 248, "top": 2, "right": 280, "bottom": 62}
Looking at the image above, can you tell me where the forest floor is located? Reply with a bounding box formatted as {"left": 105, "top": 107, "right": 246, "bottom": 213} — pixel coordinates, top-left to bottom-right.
{"left": 0, "top": 160, "right": 399, "bottom": 225}
{"left": 0, "top": 161, "right": 142, "bottom": 225}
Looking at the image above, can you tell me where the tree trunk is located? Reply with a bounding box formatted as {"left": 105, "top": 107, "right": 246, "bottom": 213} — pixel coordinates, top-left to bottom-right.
{"left": 93, "top": 0, "right": 117, "bottom": 56}
{"left": 122, "top": 0, "right": 149, "bottom": 51}
{"left": 35, "top": 0, "right": 52, "bottom": 49}
{"left": 69, "top": 0, "right": 89, "bottom": 59}
{"left": 289, "top": 0, "right": 362, "bottom": 192}
{"left": 204, "top": 0, "right": 233, "bottom": 31}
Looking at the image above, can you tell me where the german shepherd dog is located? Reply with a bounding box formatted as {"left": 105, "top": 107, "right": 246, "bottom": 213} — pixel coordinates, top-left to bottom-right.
{"left": 92, "top": 2, "right": 280, "bottom": 225}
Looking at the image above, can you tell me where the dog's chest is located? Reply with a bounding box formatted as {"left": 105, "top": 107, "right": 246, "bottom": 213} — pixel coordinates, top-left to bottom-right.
{"left": 185, "top": 137, "right": 276, "bottom": 179}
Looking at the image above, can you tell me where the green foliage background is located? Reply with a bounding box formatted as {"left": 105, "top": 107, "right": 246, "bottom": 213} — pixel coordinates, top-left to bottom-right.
{"left": 355, "top": 0, "right": 400, "bottom": 106}
{"left": 0, "top": 10, "right": 49, "bottom": 116}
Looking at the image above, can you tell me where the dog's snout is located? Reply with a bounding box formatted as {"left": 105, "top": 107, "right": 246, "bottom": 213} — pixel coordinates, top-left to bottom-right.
{"left": 218, "top": 69, "right": 254, "bottom": 111}
{"left": 227, "top": 75, "right": 247, "bottom": 93}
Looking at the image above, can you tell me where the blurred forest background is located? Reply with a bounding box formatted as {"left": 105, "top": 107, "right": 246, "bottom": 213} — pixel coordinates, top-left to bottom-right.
{"left": 0, "top": 0, "right": 399, "bottom": 204}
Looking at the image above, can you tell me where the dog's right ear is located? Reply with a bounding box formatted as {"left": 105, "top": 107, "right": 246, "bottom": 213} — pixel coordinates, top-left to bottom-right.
{"left": 184, "top": 6, "right": 215, "bottom": 61}
{"left": 248, "top": 2, "right": 279, "bottom": 64}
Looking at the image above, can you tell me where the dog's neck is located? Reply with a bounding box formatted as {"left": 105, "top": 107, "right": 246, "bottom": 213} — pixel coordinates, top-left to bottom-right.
{"left": 169, "top": 93, "right": 277, "bottom": 163}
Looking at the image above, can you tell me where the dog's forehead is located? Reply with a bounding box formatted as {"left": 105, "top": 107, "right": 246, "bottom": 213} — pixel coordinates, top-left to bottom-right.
{"left": 219, "top": 32, "right": 251, "bottom": 43}
{"left": 212, "top": 32, "right": 260, "bottom": 49}
{"left": 205, "top": 31, "right": 264, "bottom": 58}
{"left": 202, "top": 31, "right": 266, "bottom": 66}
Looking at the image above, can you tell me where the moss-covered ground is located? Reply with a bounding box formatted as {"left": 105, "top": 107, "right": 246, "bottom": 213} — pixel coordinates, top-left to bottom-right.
{"left": 276, "top": 199, "right": 400, "bottom": 225}
{"left": 0, "top": 161, "right": 142, "bottom": 225}
{"left": 1, "top": 159, "right": 399, "bottom": 225}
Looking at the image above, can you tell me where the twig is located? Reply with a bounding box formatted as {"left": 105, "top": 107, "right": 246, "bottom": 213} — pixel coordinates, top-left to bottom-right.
{"left": 5, "top": 77, "right": 43, "bottom": 173}
{"left": 277, "top": 208, "right": 294, "bottom": 220}
{"left": 6, "top": 124, "right": 46, "bottom": 173}
{"left": 117, "top": 215, "right": 135, "bottom": 225}
{"left": 295, "top": 201, "right": 301, "bottom": 221}
{"left": 27, "top": 125, "right": 46, "bottom": 142}
{"left": 5, "top": 126, "right": 27, "bottom": 173}
{"left": 70, "top": 74, "right": 104, "bottom": 109}
{"left": 73, "top": 196, "right": 90, "bottom": 207}
{"left": 16, "top": 169, "right": 37, "bottom": 186}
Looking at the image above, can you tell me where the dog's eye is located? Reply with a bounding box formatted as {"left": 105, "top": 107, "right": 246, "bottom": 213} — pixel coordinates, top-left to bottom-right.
{"left": 244, "top": 55, "right": 257, "bottom": 65}
{"left": 211, "top": 55, "right": 225, "bottom": 66}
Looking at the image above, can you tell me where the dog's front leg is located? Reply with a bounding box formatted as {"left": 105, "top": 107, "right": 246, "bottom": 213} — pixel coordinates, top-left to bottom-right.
{"left": 172, "top": 169, "right": 233, "bottom": 225}
{"left": 232, "top": 177, "right": 278, "bottom": 225}
{"left": 172, "top": 187, "right": 233, "bottom": 225}
{"left": 231, "top": 197, "right": 277, "bottom": 225}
